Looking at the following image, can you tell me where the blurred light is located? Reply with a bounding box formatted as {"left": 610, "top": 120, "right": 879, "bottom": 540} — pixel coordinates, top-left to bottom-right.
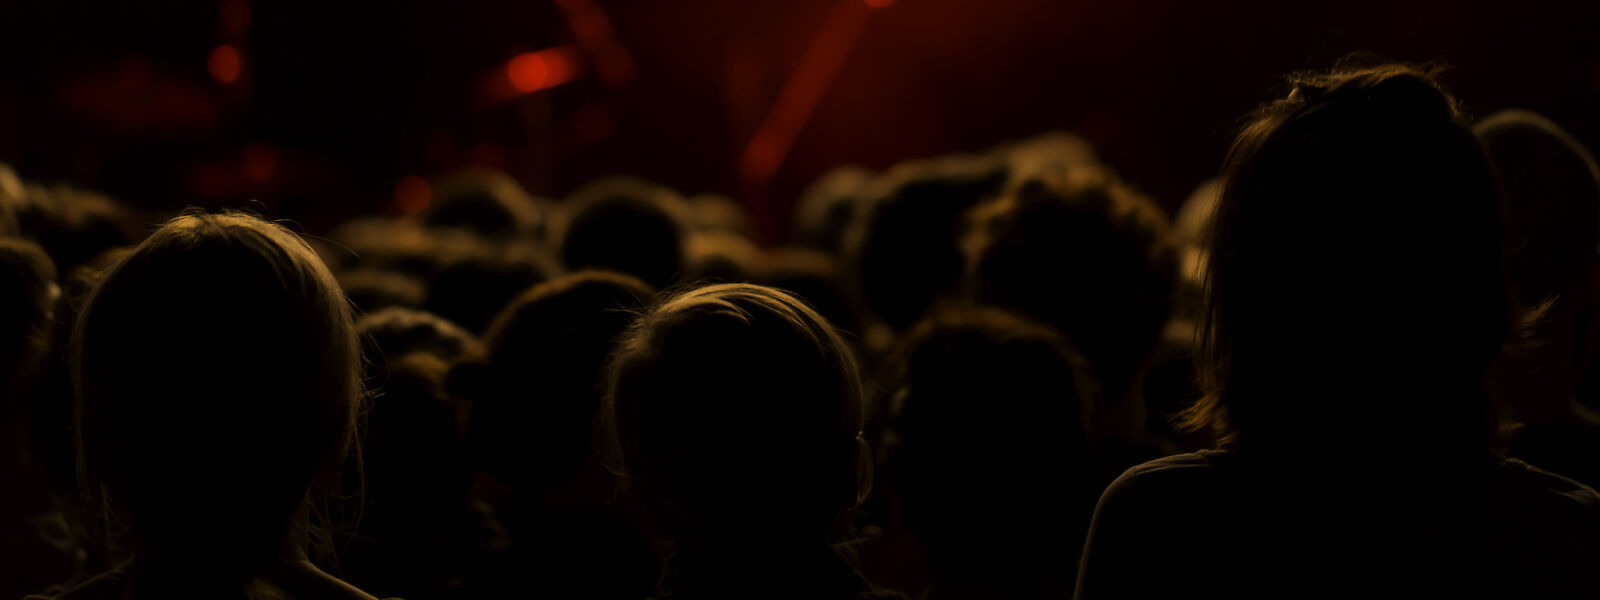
{"left": 495, "top": 46, "right": 581, "bottom": 100}
{"left": 395, "top": 175, "right": 431, "bottom": 214}
{"left": 208, "top": 45, "right": 243, "bottom": 84}
{"left": 740, "top": 1, "right": 875, "bottom": 185}
{"left": 508, "top": 53, "right": 549, "bottom": 92}
{"left": 552, "top": 0, "right": 636, "bottom": 88}
{"left": 220, "top": 0, "right": 251, "bottom": 36}
{"left": 241, "top": 144, "right": 276, "bottom": 182}
{"left": 864, "top": 0, "right": 894, "bottom": 7}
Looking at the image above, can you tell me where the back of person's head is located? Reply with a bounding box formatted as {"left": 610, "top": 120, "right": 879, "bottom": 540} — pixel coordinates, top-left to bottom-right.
{"left": 757, "top": 247, "right": 859, "bottom": 339}
{"left": 461, "top": 270, "right": 654, "bottom": 488}
{"left": 71, "top": 211, "right": 362, "bottom": 588}
{"left": 0, "top": 237, "right": 59, "bottom": 390}
{"left": 1475, "top": 110, "right": 1600, "bottom": 326}
{"left": 888, "top": 307, "right": 1092, "bottom": 585}
{"left": 794, "top": 165, "right": 874, "bottom": 255}
{"left": 356, "top": 306, "right": 481, "bottom": 379}
{"left": 421, "top": 168, "right": 546, "bottom": 241}
{"left": 339, "top": 268, "right": 427, "bottom": 314}
{"left": 424, "top": 239, "right": 560, "bottom": 334}
{"left": 688, "top": 193, "right": 753, "bottom": 237}
{"left": 966, "top": 163, "right": 1177, "bottom": 383}
{"left": 558, "top": 175, "right": 691, "bottom": 289}
{"left": 1183, "top": 63, "right": 1507, "bottom": 462}
{"left": 16, "top": 184, "right": 138, "bottom": 276}
{"left": 684, "top": 229, "right": 761, "bottom": 284}
{"left": 605, "top": 283, "right": 867, "bottom": 548}
{"left": 846, "top": 155, "right": 1010, "bottom": 331}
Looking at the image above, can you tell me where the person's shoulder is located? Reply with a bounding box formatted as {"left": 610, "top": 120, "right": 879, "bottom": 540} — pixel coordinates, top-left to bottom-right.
{"left": 1097, "top": 451, "right": 1225, "bottom": 508}
{"left": 1489, "top": 457, "right": 1600, "bottom": 509}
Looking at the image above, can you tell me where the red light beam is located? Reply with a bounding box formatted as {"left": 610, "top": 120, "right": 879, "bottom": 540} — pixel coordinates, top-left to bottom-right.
{"left": 739, "top": 0, "right": 877, "bottom": 186}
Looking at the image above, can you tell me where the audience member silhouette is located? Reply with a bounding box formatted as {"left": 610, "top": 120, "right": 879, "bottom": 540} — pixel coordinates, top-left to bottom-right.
{"left": 604, "top": 283, "right": 903, "bottom": 599}
{"left": 846, "top": 155, "right": 1009, "bottom": 335}
{"left": 39, "top": 212, "right": 384, "bottom": 600}
{"left": 454, "top": 270, "right": 658, "bottom": 599}
{"left": 794, "top": 165, "right": 874, "bottom": 256}
{"left": 964, "top": 162, "right": 1180, "bottom": 481}
{"left": 420, "top": 168, "right": 547, "bottom": 242}
{"left": 1075, "top": 64, "right": 1600, "bottom": 599}
{"left": 558, "top": 175, "right": 692, "bottom": 290}
{"left": 1476, "top": 110, "right": 1600, "bottom": 490}
{"left": 876, "top": 307, "right": 1094, "bottom": 599}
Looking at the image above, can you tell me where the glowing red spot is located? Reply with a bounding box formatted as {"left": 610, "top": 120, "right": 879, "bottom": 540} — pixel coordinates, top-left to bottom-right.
{"left": 241, "top": 144, "right": 277, "bottom": 182}
{"left": 508, "top": 53, "right": 549, "bottom": 93}
{"left": 220, "top": 0, "right": 251, "bottom": 36}
{"left": 395, "top": 175, "right": 432, "bottom": 214}
{"left": 864, "top": 0, "right": 894, "bottom": 7}
{"left": 208, "top": 45, "right": 242, "bottom": 84}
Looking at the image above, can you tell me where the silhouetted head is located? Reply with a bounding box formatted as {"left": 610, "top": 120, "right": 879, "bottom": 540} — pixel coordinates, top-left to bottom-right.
{"left": 15, "top": 184, "right": 137, "bottom": 275}
{"left": 71, "top": 212, "right": 362, "bottom": 583}
{"left": 889, "top": 307, "right": 1092, "bottom": 584}
{"left": 1183, "top": 64, "right": 1507, "bottom": 461}
{"left": 1475, "top": 110, "right": 1600, "bottom": 327}
{"left": 339, "top": 268, "right": 428, "bottom": 314}
{"left": 966, "top": 163, "right": 1177, "bottom": 385}
{"left": 847, "top": 155, "right": 1010, "bottom": 331}
{"left": 688, "top": 193, "right": 753, "bottom": 237}
{"left": 684, "top": 229, "right": 761, "bottom": 284}
{"left": 421, "top": 168, "right": 546, "bottom": 241}
{"left": 605, "top": 283, "right": 867, "bottom": 548}
{"left": 558, "top": 175, "right": 691, "bottom": 289}
{"left": 0, "top": 237, "right": 58, "bottom": 393}
{"left": 356, "top": 306, "right": 481, "bottom": 380}
{"left": 794, "top": 165, "right": 874, "bottom": 254}
{"left": 424, "top": 240, "right": 560, "bottom": 334}
{"left": 461, "top": 270, "right": 654, "bottom": 488}
{"left": 757, "top": 247, "right": 859, "bottom": 339}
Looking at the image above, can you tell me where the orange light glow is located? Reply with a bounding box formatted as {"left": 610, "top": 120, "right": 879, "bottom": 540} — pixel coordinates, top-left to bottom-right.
{"left": 495, "top": 46, "right": 582, "bottom": 100}
{"left": 864, "top": 0, "right": 894, "bottom": 7}
{"left": 241, "top": 144, "right": 276, "bottom": 182}
{"left": 208, "top": 45, "right": 242, "bottom": 84}
{"left": 508, "top": 53, "right": 549, "bottom": 92}
{"left": 395, "top": 175, "right": 432, "bottom": 214}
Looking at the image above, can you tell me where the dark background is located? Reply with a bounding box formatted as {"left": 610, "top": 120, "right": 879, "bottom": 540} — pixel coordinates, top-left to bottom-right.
{"left": 1, "top": 0, "right": 1595, "bottom": 240}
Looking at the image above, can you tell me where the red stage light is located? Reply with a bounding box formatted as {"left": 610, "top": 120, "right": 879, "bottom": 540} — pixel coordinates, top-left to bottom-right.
{"left": 208, "top": 45, "right": 242, "bottom": 84}
{"left": 508, "top": 53, "right": 549, "bottom": 93}
{"left": 395, "top": 175, "right": 431, "bottom": 214}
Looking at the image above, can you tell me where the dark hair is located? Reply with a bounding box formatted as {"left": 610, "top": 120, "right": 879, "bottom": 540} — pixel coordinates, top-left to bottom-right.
{"left": 846, "top": 155, "right": 1010, "bottom": 331}
{"left": 965, "top": 162, "right": 1177, "bottom": 381}
{"left": 423, "top": 240, "right": 560, "bottom": 334}
{"left": 462, "top": 270, "right": 655, "bottom": 487}
{"left": 1181, "top": 64, "right": 1508, "bottom": 459}
{"left": 70, "top": 212, "right": 363, "bottom": 589}
{"left": 421, "top": 168, "right": 546, "bottom": 241}
{"left": 888, "top": 307, "right": 1093, "bottom": 583}
{"left": 604, "top": 283, "right": 867, "bottom": 546}
{"left": 1474, "top": 109, "right": 1600, "bottom": 318}
{"left": 558, "top": 175, "right": 691, "bottom": 289}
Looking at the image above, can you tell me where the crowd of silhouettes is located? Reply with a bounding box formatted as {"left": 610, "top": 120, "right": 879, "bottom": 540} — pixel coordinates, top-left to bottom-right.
{"left": 2, "top": 59, "right": 1599, "bottom": 599}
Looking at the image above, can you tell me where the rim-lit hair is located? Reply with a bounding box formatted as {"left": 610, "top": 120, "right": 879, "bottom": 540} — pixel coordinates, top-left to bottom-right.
{"left": 604, "top": 283, "right": 866, "bottom": 544}
{"left": 1181, "top": 63, "right": 1508, "bottom": 458}
{"left": 71, "top": 211, "right": 363, "bottom": 575}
